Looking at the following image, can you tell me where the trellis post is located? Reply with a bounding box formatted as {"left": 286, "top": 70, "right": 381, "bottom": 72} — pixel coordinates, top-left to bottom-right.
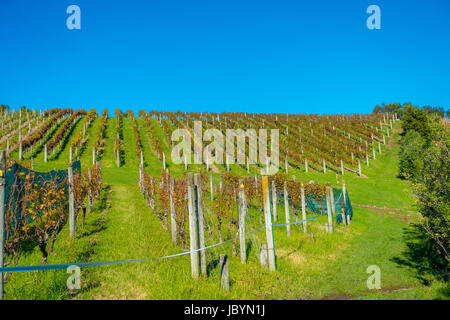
{"left": 210, "top": 171, "right": 214, "bottom": 201}
{"left": 194, "top": 173, "right": 206, "bottom": 275}
{"left": 301, "top": 183, "right": 307, "bottom": 233}
{"left": 271, "top": 180, "right": 277, "bottom": 221}
{"left": 68, "top": 166, "right": 76, "bottom": 237}
{"left": 342, "top": 181, "right": 347, "bottom": 225}
{"left": 330, "top": 185, "right": 336, "bottom": 219}
{"left": 283, "top": 181, "right": 290, "bottom": 237}
{"left": 87, "top": 168, "right": 93, "bottom": 213}
{"left": 187, "top": 173, "right": 199, "bottom": 278}
{"left": 169, "top": 177, "right": 177, "bottom": 244}
{"left": 238, "top": 180, "right": 246, "bottom": 263}
{"left": 44, "top": 144, "right": 48, "bottom": 163}
{"left": 220, "top": 254, "right": 230, "bottom": 291}
{"left": 0, "top": 151, "right": 6, "bottom": 300}
{"left": 262, "top": 176, "right": 276, "bottom": 271}
{"left": 326, "top": 186, "right": 334, "bottom": 233}
{"left": 92, "top": 147, "right": 96, "bottom": 165}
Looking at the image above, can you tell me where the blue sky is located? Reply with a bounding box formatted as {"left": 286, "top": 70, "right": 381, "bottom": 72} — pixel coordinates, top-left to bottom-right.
{"left": 0, "top": 0, "right": 449, "bottom": 115}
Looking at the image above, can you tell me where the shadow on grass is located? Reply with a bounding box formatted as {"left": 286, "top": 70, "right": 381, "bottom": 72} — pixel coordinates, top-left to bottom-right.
{"left": 391, "top": 223, "right": 449, "bottom": 298}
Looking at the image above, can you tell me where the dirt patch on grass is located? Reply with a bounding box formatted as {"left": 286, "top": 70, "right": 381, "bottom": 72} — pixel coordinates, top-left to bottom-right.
{"left": 321, "top": 285, "right": 418, "bottom": 300}
{"left": 353, "top": 204, "right": 414, "bottom": 223}
{"left": 353, "top": 203, "right": 403, "bottom": 212}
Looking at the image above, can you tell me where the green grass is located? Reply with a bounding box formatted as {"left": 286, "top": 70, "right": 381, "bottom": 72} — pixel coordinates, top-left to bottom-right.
{"left": 3, "top": 119, "right": 448, "bottom": 300}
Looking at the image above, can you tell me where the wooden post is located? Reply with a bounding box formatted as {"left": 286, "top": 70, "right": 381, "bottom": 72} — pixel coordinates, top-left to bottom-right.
{"left": 285, "top": 158, "right": 288, "bottom": 174}
{"left": 169, "top": 177, "right": 177, "bottom": 244}
{"left": 366, "top": 154, "right": 369, "bottom": 166}
{"left": 162, "top": 152, "right": 166, "bottom": 170}
{"left": 304, "top": 158, "right": 308, "bottom": 172}
{"left": 68, "top": 167, "right": 76, "bottom": 237}
{"left": 301, "top": 183, "right": 307, "bottom": 233}
{"left": 187, "top": 174, "right": 199, "bottom": 278}
{"left": 358, "top": 160, "right": 361, "bottom": 176}
{"left": 326, "top": 186, "right": 334, "bottom": 233}
{"left": 194, "top": 174, "right": 206, "bottom": 275}
{"left": 238, "top": 180, "right": 247, "bottom": 263}
{"left": 323, "top": 159, "right": 326, "bottom": 174}
{"left": 209, "top": 171, "right": 213, "bottom": 201}
{"left": 260, "top": 243, "right": 268, "bottom": 268}
{"left": 87, "top": 168, "right": 93, "bottom": 213}
{"left": 342, "top": 182, "right": 347, "bottom": 225}
{"left": 271, "top": 180, "right": 277, "bottom": 221}
{"left": 341, "top": 159, "right": 344, "bottom": 175}
{"left": 261, "top": 176, "right": 276, "bottom": 271}
{"left": 92, "top": 147, "right": 96, "bottom": 165}
{"left": 31, "top": 157, "right": 34, "bottom": 170}
{"left": 220, "top": 254, "right": 230, "bottom": 291}
{"left": 283, "top": 181, "right": 290, "bottom": 237}
{"left": 184, "top": 154, "right": 188, "bottom": 171}
{"left": 69, "top": 146, "right": 73, "bottom": 163}
{"left": 330, "top": 186, "right": 336, "bottom": 219}
{"left": 219, "top": 174, "right": 222, "bottom": 193}
{"left": 0, "top": 151, "right": 6, "bottom": 300}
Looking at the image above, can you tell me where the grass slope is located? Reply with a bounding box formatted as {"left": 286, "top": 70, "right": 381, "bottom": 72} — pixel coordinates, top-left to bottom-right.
{"left": 3, "top": 118, "right": 448, "bottom": 300}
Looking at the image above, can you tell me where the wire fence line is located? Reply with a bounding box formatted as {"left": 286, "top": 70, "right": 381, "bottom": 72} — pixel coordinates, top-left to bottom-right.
{"left": 0, "top": 213, "right": 326, "bottom": 274}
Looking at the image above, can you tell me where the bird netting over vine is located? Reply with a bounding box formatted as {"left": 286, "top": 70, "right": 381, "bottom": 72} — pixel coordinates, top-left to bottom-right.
{"left": 3, "top": 160, "right": 81, "bottom": 240}
{"left": 301, "top": 187, "right": 353, "bottom": 223}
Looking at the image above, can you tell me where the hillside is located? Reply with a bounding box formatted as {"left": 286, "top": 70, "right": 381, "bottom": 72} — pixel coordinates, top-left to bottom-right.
{"left": 1, "top": 108, "right": 448, "bottom": 300}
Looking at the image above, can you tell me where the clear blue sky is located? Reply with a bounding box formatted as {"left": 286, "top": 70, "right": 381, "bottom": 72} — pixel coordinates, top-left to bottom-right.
{"left": 1, "top": 0, "right": 449, "bottom": 115}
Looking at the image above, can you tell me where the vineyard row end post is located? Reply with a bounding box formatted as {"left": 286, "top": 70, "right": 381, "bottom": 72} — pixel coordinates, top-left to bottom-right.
{"left": 238, "top": 179, "right": 246, "bottom": 264}
{"left": 284, "top": 181, "right": 290, "bottom": 237}
{"left": 68, "top": 166, "right": 76, "bottom": 238}
{"left": 261, "top": 176, "right": 276, "bottom": 271}
{"left": 194, "top": 173, "right": 207, "bottom": 276}
{"left": 187, "top": 173, "right": 199, "bottom": 278}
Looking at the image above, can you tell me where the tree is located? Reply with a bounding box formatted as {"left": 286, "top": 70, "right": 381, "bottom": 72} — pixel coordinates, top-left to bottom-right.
{"left": 412, "top": 128, "right": 450, "bottom": 270}
{"left": 399, "top": 130, "right": 425, "bottom": 179}
{"left": 372, "top": 105, "right": 383, "bottom": 114}
{"left": 402, "top": 105, "right": 431, "bottom": 139}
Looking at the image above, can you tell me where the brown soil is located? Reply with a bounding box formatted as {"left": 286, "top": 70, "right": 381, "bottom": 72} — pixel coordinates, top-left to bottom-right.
{"left": 321, "top": 285, "right": 417, "bottom": 300}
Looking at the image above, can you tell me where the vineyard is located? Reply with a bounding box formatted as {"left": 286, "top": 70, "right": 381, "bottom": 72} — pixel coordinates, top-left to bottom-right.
{"left": 0, "top": 107, "right": 440, "bottom": 300}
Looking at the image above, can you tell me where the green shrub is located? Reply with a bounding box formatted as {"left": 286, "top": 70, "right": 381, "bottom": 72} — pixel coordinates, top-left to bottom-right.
{"left": 402, "top": 105, "right": 431, "bottom": 139}
{"left": 412, "top": 128, "right": 450, "bottom": 271}
{"left": 399, "top": 130, "right": 425, "bottom": 179}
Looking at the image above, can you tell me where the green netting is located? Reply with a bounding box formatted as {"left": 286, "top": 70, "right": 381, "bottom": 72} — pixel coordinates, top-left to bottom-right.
{"left": 290, "top": 187, "right": 353, "bottom": 223}
{"left": 3, "top": 161, "right": 80, "bottom": 240}
{"left": 333, "top": 188, "right": 353, "bottom": 223}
